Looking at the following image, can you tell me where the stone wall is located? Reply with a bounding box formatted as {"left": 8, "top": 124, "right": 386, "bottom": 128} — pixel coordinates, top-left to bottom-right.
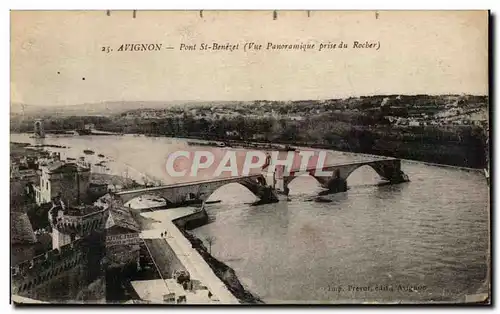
{"left": 11, "top": 235, "right": 103, "bottom": 298}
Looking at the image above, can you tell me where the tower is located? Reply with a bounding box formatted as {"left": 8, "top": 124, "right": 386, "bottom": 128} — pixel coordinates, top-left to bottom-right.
{"left": 36, "top": 161, "right": 90, "bottom": 206}
{"left": 34, "top": 119, "right": 45, "bottom": 138}
{"left": 49, "top": 200, "right": 109, "bottom": 250}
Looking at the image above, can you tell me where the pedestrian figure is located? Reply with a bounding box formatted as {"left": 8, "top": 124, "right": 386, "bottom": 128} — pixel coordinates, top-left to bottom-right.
{"left": 165, "top": 230, "right": 168, "bottom": 237}
{"left": 160, "top": 232, "right": 164, "bottom": 237}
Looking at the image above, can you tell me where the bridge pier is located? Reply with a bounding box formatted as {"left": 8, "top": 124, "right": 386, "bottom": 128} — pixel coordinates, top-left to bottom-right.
{"left": 115, "top": 159, "right": 409, "bottom": 205}
{"left": 278, "top": 159, "right": 409, "bottom": 196}
{"left": 254, "top": 185, "right": 279, "bottom": 204}
{"left": 325, "top": 174, "right": 348, "bottom": 193}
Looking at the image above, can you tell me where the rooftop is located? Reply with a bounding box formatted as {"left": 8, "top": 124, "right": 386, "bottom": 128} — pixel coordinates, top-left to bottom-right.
{"left": 52, "top": 200, "right": 104, "bottom": 217}
{"left": 94, "top": 194, "right": 141, "bottom": 232}
{"left": 64, "top": 204, "right": 103, "bottom": 216}
{"left": 11, "top": 212, "right": 36, "bottom": 245}
{"left": 41, "top": 161, "right": 90, "bottom": 174}
{"left": 107, "top": 206, "right": 140, "bottom": 232}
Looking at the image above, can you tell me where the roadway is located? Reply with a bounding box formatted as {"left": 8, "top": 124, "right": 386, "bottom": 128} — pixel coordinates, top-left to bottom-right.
{"left": 142, "top": 238, "right": 187, "bottom": 280}
{"left": 139, "top": 208, "right": 239, "bottom": 304}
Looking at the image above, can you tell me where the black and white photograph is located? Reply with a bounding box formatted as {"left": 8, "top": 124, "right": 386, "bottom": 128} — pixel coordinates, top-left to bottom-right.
{"left": 9, "top": 10, "right": 490, "bottom": 304}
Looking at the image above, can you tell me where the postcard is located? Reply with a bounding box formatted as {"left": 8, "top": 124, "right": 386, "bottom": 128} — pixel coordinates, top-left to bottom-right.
{"left": 10, "top": 10, "right": 490, "bottom": 304}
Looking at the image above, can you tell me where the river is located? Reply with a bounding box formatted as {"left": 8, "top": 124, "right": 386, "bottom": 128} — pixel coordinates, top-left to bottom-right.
{"left": 11, "top": 133, "right": 490, "bottom": 303}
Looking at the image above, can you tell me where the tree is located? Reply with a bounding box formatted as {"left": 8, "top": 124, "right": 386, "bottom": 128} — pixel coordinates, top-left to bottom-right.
{"left": 205, "top": 236, "right": 216, "bottom": 254}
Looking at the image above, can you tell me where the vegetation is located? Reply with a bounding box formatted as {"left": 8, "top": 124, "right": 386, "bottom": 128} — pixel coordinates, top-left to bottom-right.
{"left": 10, "top": 95, "right": 489, "bottom": 168}
{"left": 205, "top": 236, "right": 216, "bottom": 254}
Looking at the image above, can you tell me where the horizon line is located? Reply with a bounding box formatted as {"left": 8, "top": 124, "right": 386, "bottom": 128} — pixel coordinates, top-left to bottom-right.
{"left": 11, "top": 93, "right": 489, "bottom": 108}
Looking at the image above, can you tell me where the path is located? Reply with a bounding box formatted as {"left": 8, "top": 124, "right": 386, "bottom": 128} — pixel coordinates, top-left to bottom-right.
{"left": 139, "top": 207, "right": 239, "bottom": 304}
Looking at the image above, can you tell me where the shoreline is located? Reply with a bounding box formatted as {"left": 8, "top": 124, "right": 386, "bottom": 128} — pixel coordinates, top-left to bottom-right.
{"left": 11, "top": 133, "right": 487, "bottom": 172}
{"left": 136, "top": 206, "right": 263, "bottom": 304}
{"left": 175, "top": 222, "right": 264, "bottom": 304}
{"left": 170, "top": 210, "right": 263, "bottom": 303}
{"left": 11, "top": 136, "right": 487, "bottom": 304}
{"left": 183, "top": 136, "right": 486, "bottom": 173}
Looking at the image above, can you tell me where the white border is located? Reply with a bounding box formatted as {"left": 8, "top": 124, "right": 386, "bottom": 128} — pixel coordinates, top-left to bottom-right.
{"left": 2, "top": 1, "right": 497, "bottom": 314}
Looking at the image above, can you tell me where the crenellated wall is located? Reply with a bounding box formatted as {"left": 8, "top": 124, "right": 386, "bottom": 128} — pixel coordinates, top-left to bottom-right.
{"left": 50, "top": 208, "right": 109, "bottom": 239}
{"left": 12, "top": 205, "right": 109, "bottom": 298}
{"left": 11, "top": 239, "right": 88, "bottom": 296}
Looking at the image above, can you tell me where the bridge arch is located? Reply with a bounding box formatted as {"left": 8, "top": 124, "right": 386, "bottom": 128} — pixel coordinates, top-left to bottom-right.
{"left": 283, "top": 173, "right": 326, "bottom": 195}
{"left": 122, "top": 193, "right": 171, "bottom": 209}
{"left": 203, "top": 181, "right": 261, "bottom": 203}
{"left": 343, "top": 164, "right": 389, "bottom": 186}
{"left": 342, "top": 160, "right": 404, "bottom": 184}
{"left": 115, "top": 175, "right": 270, "bottom": 207}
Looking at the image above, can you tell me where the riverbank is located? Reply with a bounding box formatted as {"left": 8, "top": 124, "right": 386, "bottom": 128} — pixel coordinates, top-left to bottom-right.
{"left": 139, "top": 206, "right": 263, "bottom": 303}
{"left": 177, "top": 227, "right": 264, "bottom": 304}
{"left": 163, "top": 207, "right": 263, "bottom": 303}
{"left": 11, "top": 132, "right": 487, "bottom": 171}
{"left": 90, "top": 173, "right": 143, "bottom": 190}
{"left": 137, "top": 208, "right": 240, "bottom": 304}
{"left": 184, "top": 136, "right": 487, "bottom": 172}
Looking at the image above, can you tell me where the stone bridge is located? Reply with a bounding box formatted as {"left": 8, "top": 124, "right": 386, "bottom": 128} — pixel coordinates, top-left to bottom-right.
{"left": 278, "top": 158, "right": 409, "bottom": 194}
{"left": 114, "top": 174, "right": 276, "bottom": 205}
{"left": 114, "top": 158, "right": 409, "bottom": 204}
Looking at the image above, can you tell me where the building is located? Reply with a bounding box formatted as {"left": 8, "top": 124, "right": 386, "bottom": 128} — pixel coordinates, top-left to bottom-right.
{"left": 49, "top": 200, "right": 108, "bottom": 250}
{"left": 105, "top": 206, "right": 141, "bottom": 269}
{"left": 84, "top": 123, "right": 95, "bottom": 131}
{"left": 34, "top": 159, "right": 91, "bottom": 206}
{"left": 33, "top": 119, "right": 45, "bottom": 138}
{"left": 88, "top": 182, "right": 109, "bottom": 200}
{"left": 11, "top": 155, "right": 110, "bottom": 301}
{"left": 225, "top": 130, "right": 240, "bottom": 138}
{"left": 96, "top": 194, "right": 141, "bottom": 268}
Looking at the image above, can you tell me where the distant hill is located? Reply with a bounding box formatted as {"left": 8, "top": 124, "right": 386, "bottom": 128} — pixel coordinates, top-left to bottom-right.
{"left": 10, "top": 95, "right": 488, "bottom": 118}
{"left": 10, "top": 100, "right": 242, "bottom": 117}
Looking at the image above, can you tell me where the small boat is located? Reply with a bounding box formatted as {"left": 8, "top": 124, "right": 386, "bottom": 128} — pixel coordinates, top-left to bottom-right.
{"left": 250, "top": 198, "right": 279, "bottom": 206}
{"left": 83, "top": 149, "right": 95, "bottom": 155}
{"left": 314, "top": 197, "right": 332, "bottom": 203}
{"left": 182, "top": 199, "right": 203, "bottom": 206}
{"left": 205, "top": 200, "right": 222, "bottom": 205}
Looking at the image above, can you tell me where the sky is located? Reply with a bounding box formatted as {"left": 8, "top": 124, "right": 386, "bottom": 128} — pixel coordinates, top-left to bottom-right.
{"left": 10, "top": 10, "right": 489, "bottom": 107}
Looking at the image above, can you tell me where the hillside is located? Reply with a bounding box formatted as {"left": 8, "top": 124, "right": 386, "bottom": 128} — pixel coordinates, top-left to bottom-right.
{"left": 10, "top": 100, "right": 243, "bottom": 118}
{"left": 10, "top": 94, "right": 489, "bottom": 168}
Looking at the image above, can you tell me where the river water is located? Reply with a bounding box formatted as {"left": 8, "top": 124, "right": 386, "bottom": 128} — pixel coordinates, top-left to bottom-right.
{"left": 11, "top": 133, "right": 490, "bottom": 303}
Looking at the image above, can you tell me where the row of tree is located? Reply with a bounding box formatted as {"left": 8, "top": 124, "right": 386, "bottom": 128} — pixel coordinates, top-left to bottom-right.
{"left": 10, "top": 110, "right": 488, "bottom": 168}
